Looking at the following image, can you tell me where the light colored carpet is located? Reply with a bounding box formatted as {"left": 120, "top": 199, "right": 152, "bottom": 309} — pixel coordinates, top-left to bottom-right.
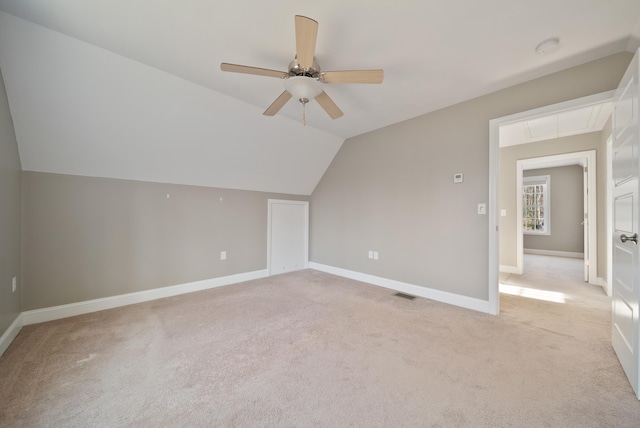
{"left": 1, "top": 256, "right": 639, "bottom": 427}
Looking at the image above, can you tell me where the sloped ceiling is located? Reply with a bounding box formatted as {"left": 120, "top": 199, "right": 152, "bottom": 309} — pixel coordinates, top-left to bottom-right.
{"left": 0, "top": 1, "right": 639, "bottom": 195}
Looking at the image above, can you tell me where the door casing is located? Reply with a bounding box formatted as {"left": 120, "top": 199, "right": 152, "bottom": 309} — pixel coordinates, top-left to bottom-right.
{"left": 514, "top": 151, "right": 597, "bottom": 281}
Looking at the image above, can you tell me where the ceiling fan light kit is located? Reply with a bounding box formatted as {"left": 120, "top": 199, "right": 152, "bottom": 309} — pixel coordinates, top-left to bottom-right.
{"left": 284, "top": 76, "right": 323, "bottom": 103}
{"left": 220, "top": 15, "right": 384, "bottom": 124}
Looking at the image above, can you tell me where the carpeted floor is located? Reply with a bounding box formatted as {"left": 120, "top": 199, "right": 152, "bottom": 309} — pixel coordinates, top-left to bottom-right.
{"left": 1, "top": 255, "right": 639, "bottom": 427}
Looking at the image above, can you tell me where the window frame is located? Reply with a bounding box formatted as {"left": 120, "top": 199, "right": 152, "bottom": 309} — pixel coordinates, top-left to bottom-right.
{"left": 522, "top": 174, "right": 551, "bottom": 236}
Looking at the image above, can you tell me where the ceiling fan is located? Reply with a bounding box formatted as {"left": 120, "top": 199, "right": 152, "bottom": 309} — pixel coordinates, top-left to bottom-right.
{"left": 220, "top": 15, "right": 384, "bottom": 122}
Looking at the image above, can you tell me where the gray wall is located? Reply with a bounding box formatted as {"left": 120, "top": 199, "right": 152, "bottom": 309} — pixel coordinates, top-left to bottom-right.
{"left": 523, "top": 166, "right": 584, "bottom": 253}
{"left": 0, "top": 66, "right": 22, "bottom": 336}
{"left": 22, "top": 172, "right": 307, "bottom": 310}
{"left": 311, "top": 53, "right": 631, "bottom": 301}
{"left": 500, "top": 132, "right": 604, "bottom": 269}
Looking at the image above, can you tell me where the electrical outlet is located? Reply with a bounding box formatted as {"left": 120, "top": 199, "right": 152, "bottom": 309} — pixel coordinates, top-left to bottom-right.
{"left": 221, "top": 251, "right": 227, "bottom": 260}
{"left": 12, "top": 277, "right": 16, "bottom": 293}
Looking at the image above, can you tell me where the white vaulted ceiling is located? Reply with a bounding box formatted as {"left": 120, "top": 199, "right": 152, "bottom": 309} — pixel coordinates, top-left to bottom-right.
{"left": 0, "top": 1, "right": 639, "bottom": 194}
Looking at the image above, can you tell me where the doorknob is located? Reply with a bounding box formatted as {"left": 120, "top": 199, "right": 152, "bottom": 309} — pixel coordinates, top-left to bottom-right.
{"left": 620, "top": 233, "right": 638, "bottom": 244}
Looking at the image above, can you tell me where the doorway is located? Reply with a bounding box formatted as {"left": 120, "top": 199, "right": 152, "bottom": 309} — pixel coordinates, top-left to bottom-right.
{"left": 516, "top": 151, "right": 596, "bottom": 282}
{"left": 488, "top": 90, "right": 615, "bottom": 314}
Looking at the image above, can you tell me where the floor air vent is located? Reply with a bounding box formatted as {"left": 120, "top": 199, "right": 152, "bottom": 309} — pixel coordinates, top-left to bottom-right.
{"left": 394, "top": 292, "right": 416, "bottom": 300}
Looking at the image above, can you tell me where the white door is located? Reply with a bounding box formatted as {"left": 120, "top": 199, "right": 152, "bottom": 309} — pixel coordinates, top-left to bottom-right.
{"left": 267, "top": 199, "right": 308, "bottom": 275}
{"left": 612, "top": 48, "right": 640, "bottom": 400}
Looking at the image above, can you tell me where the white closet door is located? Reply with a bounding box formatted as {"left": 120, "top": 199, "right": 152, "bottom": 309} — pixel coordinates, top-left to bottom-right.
{"left": 268, "top": 200, "right": 308, "bottom": 275}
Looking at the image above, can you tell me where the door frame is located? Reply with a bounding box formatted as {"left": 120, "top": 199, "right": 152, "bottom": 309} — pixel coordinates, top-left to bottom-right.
{"left": 488, "top": 90, "right": 615, "bottom": 315}
{"left": 267, "top": 199, "right": 309, "bottom": 276}
{"left": 515, "top": 150, "right": 597, "bottom": 281}
{"left": 606, "top": 136, "right": 614, "bottom": 297}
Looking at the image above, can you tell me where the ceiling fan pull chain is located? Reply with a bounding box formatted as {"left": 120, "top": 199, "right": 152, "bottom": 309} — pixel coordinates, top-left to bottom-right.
{"left": 302, "top": 102, "right": 307, "bottom": 126}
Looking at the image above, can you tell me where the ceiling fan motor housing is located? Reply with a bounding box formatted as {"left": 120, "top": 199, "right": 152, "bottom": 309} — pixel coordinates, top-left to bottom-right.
{"left": 288, "top": 59, "right": 321, "bottom": 78}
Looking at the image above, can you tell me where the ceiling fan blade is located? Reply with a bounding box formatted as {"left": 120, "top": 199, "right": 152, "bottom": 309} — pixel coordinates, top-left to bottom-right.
{"left": 321, "top": 70, "right": 384, "bottom": 84}
{"left": 315, "top": 91, "right": 344, "bottom": 120}
{"left": 220, "top": 63, "right": 288, "bottom": 79}
{"left": 263, "top": 91, "right": 293, "bottom": 116}
{"left": 295, "top": 15, "right": 318, "bottom": 70}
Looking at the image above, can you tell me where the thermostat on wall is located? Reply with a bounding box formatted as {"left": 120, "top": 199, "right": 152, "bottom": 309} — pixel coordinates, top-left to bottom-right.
{"left": 453, "top": 173, "right": 463, "bottom": 183}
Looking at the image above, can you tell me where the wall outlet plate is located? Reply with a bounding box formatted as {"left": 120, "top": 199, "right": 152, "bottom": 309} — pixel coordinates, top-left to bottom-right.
{"left": 453, "top": 173, "right": 463, "bottom": 183}
{"left": 220, "top": 251, "right": 227, "bottom": 260}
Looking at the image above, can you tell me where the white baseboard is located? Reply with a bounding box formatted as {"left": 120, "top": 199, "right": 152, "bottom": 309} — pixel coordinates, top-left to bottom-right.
{"left": 523, "top": 249, "right": 584, "bottom": 259}
{"left": 21, "top": 269, "right": 269, "bottom": 326}
{"left": 0, "top": 313, "right": 23, "bottom": 357}
{"left": 2, "top": 270, "right": 267, "bottom": 357}
{"left": 309, "top": 262, "right": 491, "bottom": 314}
{"left": 500, "top": 265, "right": 522, "bottom": 274}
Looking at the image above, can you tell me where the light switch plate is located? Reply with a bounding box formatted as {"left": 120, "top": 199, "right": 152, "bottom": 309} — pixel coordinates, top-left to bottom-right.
{"left": 501, "top": 209, "right": 507, "bottom": 217}
{"left": 477, "top": 203, "right": 486, "bottom": 215}
{"left": 453, "top": 173, "right": 463, "bottom": 183}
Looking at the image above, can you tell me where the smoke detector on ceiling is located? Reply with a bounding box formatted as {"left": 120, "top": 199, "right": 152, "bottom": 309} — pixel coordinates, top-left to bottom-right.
{"left": 535, "top": 37, "right": 560, "bottom": 55}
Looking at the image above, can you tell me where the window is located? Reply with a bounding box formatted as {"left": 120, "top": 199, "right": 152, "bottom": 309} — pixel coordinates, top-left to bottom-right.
{"left": 523, "top": 175, "right": 550, "bottom": 235}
